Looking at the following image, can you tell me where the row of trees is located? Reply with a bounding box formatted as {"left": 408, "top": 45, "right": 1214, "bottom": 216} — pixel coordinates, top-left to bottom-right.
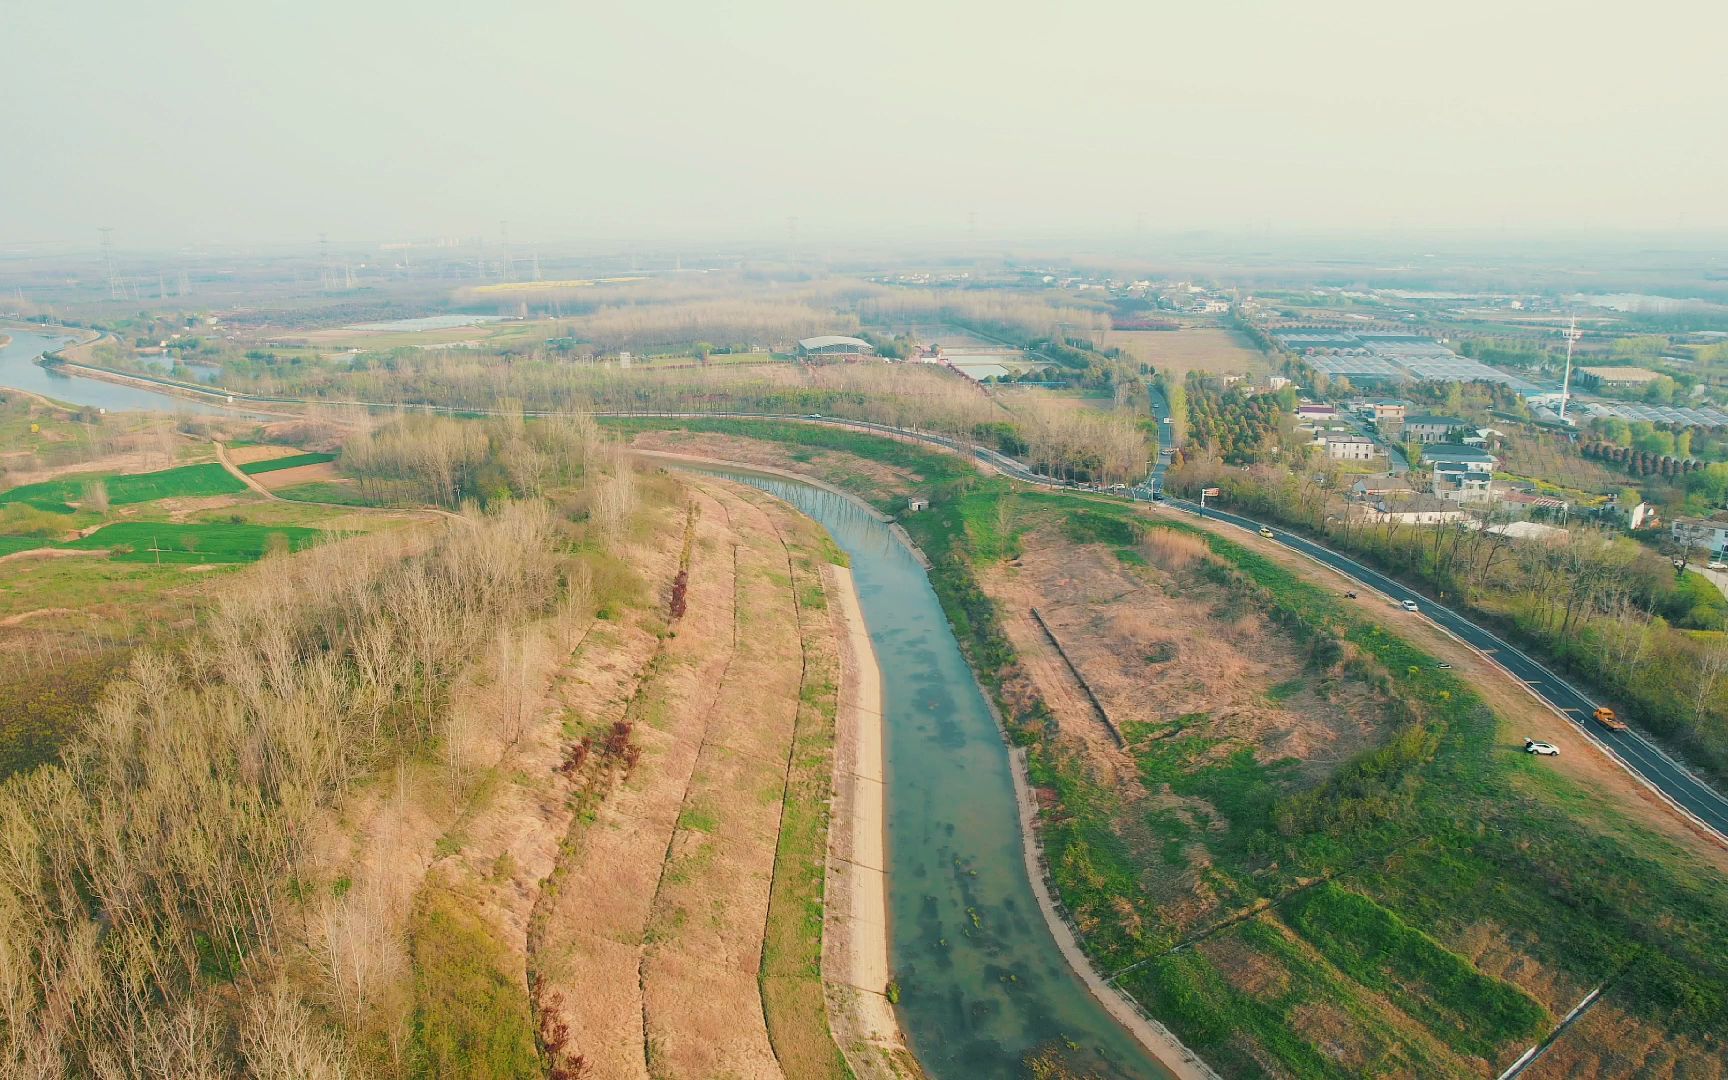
{"left": 1014, "top": 400, "right": 1148, "bottom": 485}
{"left": 1580, "top": 440, "right": 1703, "bottom": 479}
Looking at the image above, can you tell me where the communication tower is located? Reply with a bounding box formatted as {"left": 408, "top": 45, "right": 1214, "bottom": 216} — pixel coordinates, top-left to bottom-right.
{"left": 1559, "top": 315, "right": 1581, "bottom": 421}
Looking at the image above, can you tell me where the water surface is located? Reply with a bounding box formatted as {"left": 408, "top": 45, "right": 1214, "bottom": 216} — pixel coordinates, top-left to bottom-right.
{"left": 0, "top": 329, "right": 232, "bottom": 415}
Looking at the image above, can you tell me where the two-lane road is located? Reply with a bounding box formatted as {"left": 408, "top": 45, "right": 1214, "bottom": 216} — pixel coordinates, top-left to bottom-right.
{"left": 1168, "top": 499, "right": 1728, "bottom": 841}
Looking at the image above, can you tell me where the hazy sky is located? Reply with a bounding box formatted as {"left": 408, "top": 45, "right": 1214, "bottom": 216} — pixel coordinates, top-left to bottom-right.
{"left": 3, "top": 0, "right": 1726, "bottom": 248}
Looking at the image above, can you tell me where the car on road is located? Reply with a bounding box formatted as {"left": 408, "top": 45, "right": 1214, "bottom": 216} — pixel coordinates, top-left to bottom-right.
{"left": 1161, "top": 417, "right": 1173, "bottom": 424}
{"left": 1711, "top": 561, "right": 1728, "bottom": 570}
{"left": 1258, "top": 527, "right": 1275, "bottom": 539}
{"left": 1401, "top": 599, "right": 1420, "bottom": 612}
{"left": 1524, "top": 739, "right": 1560, "bottom": 756}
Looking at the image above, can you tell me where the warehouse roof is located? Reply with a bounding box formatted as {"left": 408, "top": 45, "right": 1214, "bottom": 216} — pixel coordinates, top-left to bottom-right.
{"left": 797, "top": 335, "right": 874, "bottom": 351}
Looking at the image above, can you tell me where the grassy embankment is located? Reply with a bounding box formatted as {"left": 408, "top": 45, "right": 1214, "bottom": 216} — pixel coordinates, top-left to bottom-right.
{"left": 608, "top": 417, "right": 1728, "bottom": 1075}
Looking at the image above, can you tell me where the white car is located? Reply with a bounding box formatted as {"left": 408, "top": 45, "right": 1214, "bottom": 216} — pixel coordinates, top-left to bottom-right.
{"left": 1524, "top": 739, "right": 1559, "bottom": 756}
{"left": 1400, "top": 599, "right": 1420, "bottom": 613}
{"left": 1710, "top": 562, "right": 1728, "bottom": 571}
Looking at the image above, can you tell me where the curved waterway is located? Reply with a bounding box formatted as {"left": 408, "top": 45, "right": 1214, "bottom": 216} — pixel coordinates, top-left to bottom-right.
{"left": 0, "top": 329, "right": 234, "bottom": 415}
{"left": 692, "top": 466, "right": 1172, "bottom": 1079}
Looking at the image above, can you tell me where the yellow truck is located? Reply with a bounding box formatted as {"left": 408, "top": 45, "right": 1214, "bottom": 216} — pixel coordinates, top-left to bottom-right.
{"left": 1593, "top": 707, "right": 1628, "bottom": 732}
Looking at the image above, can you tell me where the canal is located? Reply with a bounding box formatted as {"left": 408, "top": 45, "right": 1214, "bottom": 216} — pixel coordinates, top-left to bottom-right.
{"left": 691, "top": 466, "right": 1172, "bottom": 1079}
{"left": 0, "top": 328, "right": 234, "bottom": 415}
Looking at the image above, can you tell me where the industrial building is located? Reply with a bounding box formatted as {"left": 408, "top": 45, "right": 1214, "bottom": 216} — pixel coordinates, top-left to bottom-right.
{"left": 796, "top": 335, "right": 875, "bottom": 358}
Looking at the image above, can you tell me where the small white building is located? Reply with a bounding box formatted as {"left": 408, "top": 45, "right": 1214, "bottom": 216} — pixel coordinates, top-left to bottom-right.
{"left": 1353, "top": 496, "right": 1471, "bottom": 526}
{"left": 1404, "top": 414, "right": 1468, "bottom": 444}
{"left": 1320, "top": 434, "right": 1379, "bottom": 461}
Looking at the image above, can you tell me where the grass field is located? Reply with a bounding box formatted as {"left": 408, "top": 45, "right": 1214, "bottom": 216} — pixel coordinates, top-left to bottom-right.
{"left": 0, "top": 462, "right": 248, "bottom": 511}
{"left": 1104, "top": 324, "right": 1270, "bottom": 383}
{"left": 272, "top": 480, "right": 372, "bottom": 505}
{"left": 238, "top": 451, "right": 336, "bottom": 474}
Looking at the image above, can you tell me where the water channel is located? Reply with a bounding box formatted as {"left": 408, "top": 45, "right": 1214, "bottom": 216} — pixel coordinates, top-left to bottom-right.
{"left": 689, "top": 467, "right": 1171, "bottom": 1079}
{"left": 0, "top": 328, "right": 234, "bottom": 415}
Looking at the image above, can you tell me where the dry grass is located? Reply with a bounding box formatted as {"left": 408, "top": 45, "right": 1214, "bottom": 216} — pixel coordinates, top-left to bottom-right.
{"left": 530, "top": 480, "right": 850, "bottom": 1079}
{"left": 1104, "top": 325, "right": 1269, "bottom": 382}
{"left": 1140, "top": 528, "right": 1212, "bottom": 570}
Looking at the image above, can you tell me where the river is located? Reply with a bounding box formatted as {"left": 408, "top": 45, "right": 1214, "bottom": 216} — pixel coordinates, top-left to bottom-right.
{"left": 691, "top": 467, "right": 1172, "bottom": 1079}
{"left": 0, "top": 328, "right": 234, "bottom": 415}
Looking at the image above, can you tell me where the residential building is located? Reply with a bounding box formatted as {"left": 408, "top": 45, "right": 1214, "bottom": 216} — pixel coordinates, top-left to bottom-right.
{"left": 1352, "top": 494, "right": 1470, "bottom": 525}
{"left": 1318, "top": 434, "right": 1380, "bottom": 461}
{"left": 1672, "top": 514, "right": 1728, "bottom": 558}
{"left": 1403, "top": 414, "right": 1468, "bottom": 443}
{"left": 1358, "top": 399, "right": 1409, "bottom": 425}
{"left": 1424, "top": 443, "right": 1497, "bottom": 504}
{"left": 1349, "top": 474, "right": 1415, "bottom": 499}
{"left": 1296, "top": 403, "right": 1338, "bottom": 421}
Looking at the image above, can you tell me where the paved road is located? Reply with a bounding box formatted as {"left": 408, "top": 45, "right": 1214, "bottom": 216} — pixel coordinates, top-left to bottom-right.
{"left": 33, "top": 358, "right": 1728, "bottom": 839}
{"left": 1164, "top": 500, "right": 1728, "bottom": 841}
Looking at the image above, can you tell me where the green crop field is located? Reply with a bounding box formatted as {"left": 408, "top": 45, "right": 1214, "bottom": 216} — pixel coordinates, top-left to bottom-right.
{"left": 4, "top": 521, "right": 325, "bottom": 564}
{"left": 239, "top": 452, "right": 336, "bottom": 474}
{"left": 65, "top": 521, "right": 321, "bottom": 563}
{"left": 0, "top": 462, "right": 248, "bottom": 511}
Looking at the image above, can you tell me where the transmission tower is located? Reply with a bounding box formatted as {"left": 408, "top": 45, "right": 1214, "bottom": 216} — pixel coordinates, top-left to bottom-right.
{"left": 319, "top": 233, "right": 332, "bottom": 291}
{"left": 500, "top": 220, "right": 512, "bottom": 282}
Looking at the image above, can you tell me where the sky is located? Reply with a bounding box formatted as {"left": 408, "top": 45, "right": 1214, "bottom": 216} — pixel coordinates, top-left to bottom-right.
{"left": 2, "top": 0, "right": 1726, "bottom": 249}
